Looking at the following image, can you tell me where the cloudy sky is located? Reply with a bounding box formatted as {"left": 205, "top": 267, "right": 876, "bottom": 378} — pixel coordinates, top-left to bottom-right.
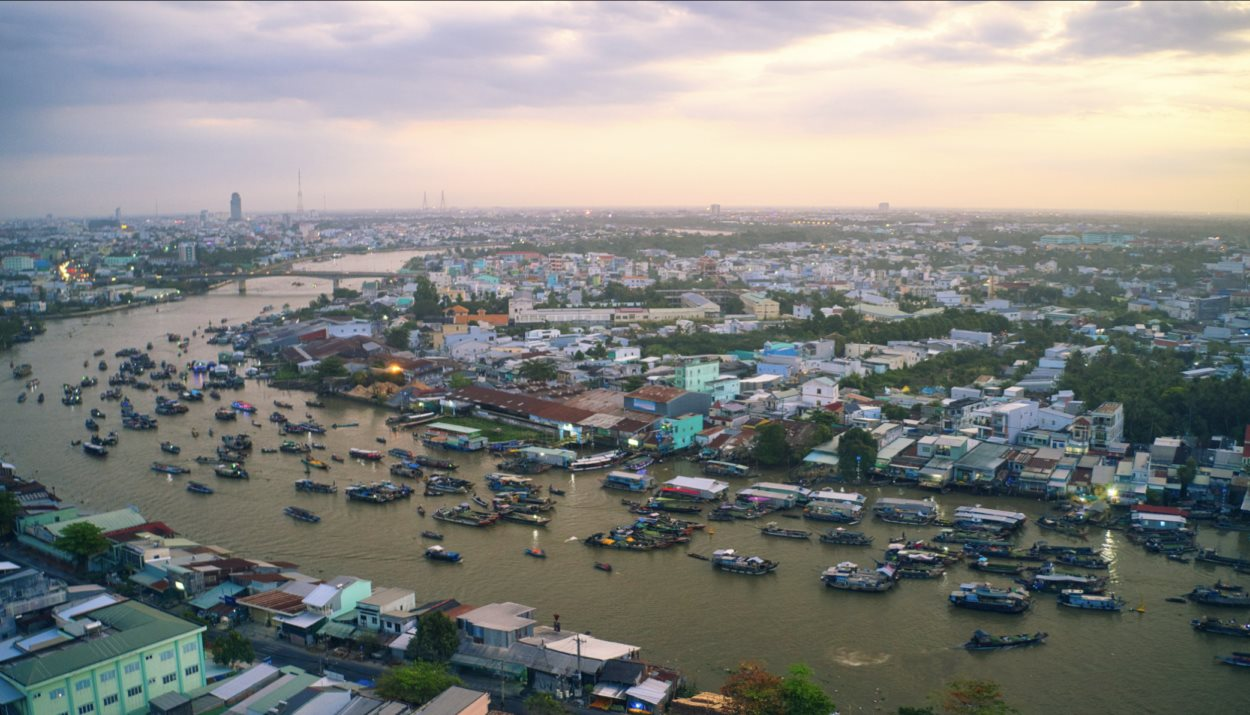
{"left": 2, "top": 1, "right": 1249, "bottom": 218}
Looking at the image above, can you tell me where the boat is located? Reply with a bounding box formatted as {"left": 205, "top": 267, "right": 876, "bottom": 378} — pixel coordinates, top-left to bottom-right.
{"left": 409, "top": 454, "right": 458, "bottom": 470}
{"left": 280, "top": 440, "right": 310, "bottom": 454}
{"left": 425, "top": 475, "right": 474, "bottom": 495}
{"left": 375, "top": 436, "right": 387, "bottom": 444}
{"left": 1188, "top": 584, "right": 1250, "bottom": 608}
{"left": 760, "top": 521, "right": 811, "bottom": 539}
{"left": 284, "top": 506, "right": 321, "bottom": 523}
{"left": 302, "top": 457, "right": 330, "bottom": 470}
{"left": 294, "top": 479, "right": 337, "bottom": 494}
{"left": 486, "top": 473, "right": 534, "bottom": 492}
{"left": 214, "top": 463, "right": 249, "bottom": 479}
{"left": 1058, "top": 589, "right": 1126, "bottom": 611}
{"left": 98, "top": 360, "right": 107, "bottom": 371}
{"left": 12, "top": 364, "right": 32, "bottom": 379}
{"left": 702, "top": 460, "right": 752, "bottom": 478}
{"left": 390, "top": 463, "right": 423, "bottom": 479}
{"left": 331, "top": 455, "right": 345, "bottom": 463}
{"left": 819, "top": 529, "right": 874, "bottom": 546}
{"left": 710, "top": 548, "right": 779, "bottom": 575}
{"left": 420, "top": 530, "right": 444, "bottom": 540}
{"left": 1192, "top": 616, "right": 1250, "bottom": 637}
{"left": 499, "top": 510, "right": 552, "bottom": 527}
{"left": 93, "top": 349, "right": 105, "bottom": 356}
{"left": 36, "top": 393, "right": 44, "bottom": 404}
{"left": 873, "top": 497, "right": 939, "bottom": 525}
{"left": 160, "top": 441, "right": 180, "bottom": 455}
{"left": 274, "top": 400, "right": 294, "bottom": 409}
{"left": 949, "top": 582, "right": 1031, "bottom": 613}
{"left": 214, "top": 407, "right": 236, "bottom": 420}
{"left": 570, "top": 450, "right": 628, "bottom": 472}
{"left": 1218, "top": 652, "right": 1250, "bottom": 667}
{"left": 548, "top": 485, "right": 566, "bottom": 496}
{"left": 1028, "top": 566, "right": 1107, "bottom": 594}
{"left": 16, "top": 393, "right": 25, "bottom": 404}
{"left": 601, "top": 471, "right": 655, "bottom": 492}
{"left": 417, "top": 505, "right": 426, "bottom": 516}
{"left": 84, "top": 418, "right": 99, "bottom": 432}
{"left": 83, "top": 442, "right": 108, "bottom": 457}
{"left": 524, "top": 547, "right": 547, "bottom": 558}
{"left": 594, "top": 562, "right": 613, "bottom": 572}
{"left": 186, "top": 481, "right": 214, "bottom": 494}
{"left": 424, "top": 545, "right": 462, "bottom": 563}
{"left": 151, "top": 462, "right": 190, "bottom": 475}
{"left": 820, "top": 561, "right": 897, "bottom": 592}
{"left": 306, "top": 399, "right": 326, "bottom": 408}
{"left": 332, "top": 422, "right": 359, "bottom": 429}
{"left": 261, "top": 447, "right": 278, "bottom": 454}
{"left": 433, "top": 504, "right": 500, "bottom": 527}
{"left": 349, "top": 448, "right": 384, "bottom": 461}
{"left": 970, "top": 557, "right": 1024, "bottom": 576}
{"left": 963, "top": 630, "right": 1048, "bottom": 651}
{"left": 90, "top": 408, "right": 105, "bottom": 419}
{"left": 209, "top": 390, "right": 221, "bottom": 400}
{"left": 1056, "top": 552, "right": 1110, "bottom": 570}
{"left": 231, "top": 401, "right": 256, "bottom": 413}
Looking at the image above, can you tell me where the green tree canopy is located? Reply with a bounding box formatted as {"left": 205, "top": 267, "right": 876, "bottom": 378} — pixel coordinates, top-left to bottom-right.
{"left": 720, "top": 661, "right": 785, "bottom": 715}
{"left": 53, "top": 522, "right": 110, "bottom": 571}
{"left": 752, "top": 423, "right": 792, "bottom": 467}
{"left": 938, "top": 678, "right": 1017, "bottom": 715}
{"left": 518, "top": 358, "right": 559, "bottom": 383}
{"left": 0, "top": 491, "right": 20, "bottom": 539}
{"left": 210, "top": 630, "right": 255, "bottom": 667}
{"left": 780, "top": 664, "right": 836, "bottom": 715}
{"left": 448, "top": 372, "right": 474, "bottom": 389}
{"left": 407, "top": 612, "right": 460, "bottom": 663}
{"left": 315, "top": 356, "right": 348, "bottom": 380}
{"left": 375, "top": 661, "right": 462, "bottom": 705}
{"left": 837, "top": 428, "right": 877, "bottom": 481}
{"left": 523, "top": 692, "right": 567, "bottom": 715}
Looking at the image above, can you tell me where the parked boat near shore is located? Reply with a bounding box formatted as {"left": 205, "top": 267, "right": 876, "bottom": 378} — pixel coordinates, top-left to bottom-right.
{"left": 963, "top": 630, "right": 1047, "bottom": 651}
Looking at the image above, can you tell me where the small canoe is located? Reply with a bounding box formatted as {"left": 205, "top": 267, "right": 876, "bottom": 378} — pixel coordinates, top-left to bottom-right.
{"left": 525, "top": 547, "right": 547, "bottom": 558}
{"left": 594, "top": 562, "right": 612, "bottom": 572}
{"left": 421, "top": 530, "right": 444, "bottom": 540}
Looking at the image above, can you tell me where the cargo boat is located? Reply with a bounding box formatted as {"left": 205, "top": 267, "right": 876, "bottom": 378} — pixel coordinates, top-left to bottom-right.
{"left": 949, "top": 582, "right": 1031, "bottom": 613}
{"left": 710, "top": 548, "right": 778, "bottom": 575}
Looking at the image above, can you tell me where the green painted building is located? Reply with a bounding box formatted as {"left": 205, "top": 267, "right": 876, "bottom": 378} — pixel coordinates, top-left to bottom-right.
{"left": 0, "top": 596, "right": 206, "bottom": 715}
{"left": 673, "top": 360, "right": 720, "bottom": 394}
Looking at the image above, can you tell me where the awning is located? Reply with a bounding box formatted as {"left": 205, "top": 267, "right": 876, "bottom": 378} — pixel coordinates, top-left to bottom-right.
{"left": 450, "top": 653, "right": 527, "bottom": 678}
{"left": 803, "top": 453, "right": 839, "bottom": 465}
{"left": 319, "top": 621, "right": 358, "bottom": 640}
{"left": 592, "top": 683, "right": 630, "bottom": 700}
{"left": 625, "top": 678, "right": 671, "bottom": 706}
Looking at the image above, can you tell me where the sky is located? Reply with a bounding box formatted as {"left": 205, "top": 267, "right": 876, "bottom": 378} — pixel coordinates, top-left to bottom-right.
{"left": 2, "top": 0, "right": 1249, "bottom": 218}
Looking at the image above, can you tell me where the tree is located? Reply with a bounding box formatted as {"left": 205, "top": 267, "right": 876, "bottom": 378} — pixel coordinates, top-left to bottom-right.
{"left": 210, "top": 629, "right": 254, "bottom": 666}
{"left": 780, "top": 664, "right": 835, "bottom": 715}
{"left": 385, "top": 325, "right": 411, "bottom": 350}
{"left": 883, "top": 403, "right": 910, "bottom": 421}
{"left": 0, "top": 491, "right": 20, "bottom": 539}
{"left": 448, "top": 373, "right": 474, "bottom": 389}
{"left": 586, "top": 342, "right": 609, "bottom": 360}
{"left": 315, "top": 356, "right": 347, "bottom": 380}
{"left": 938, "top": 679, "right": 1017, "bottom": 715}
{"left": 53, "top": 522, "right": 110, "bottom": 571}
{"left": 1178, "top": 456, "right": 1198, "bottom": 498}
{"left": 406, "top": 612, "right": 460, "bottom": 663}
{"left": 720, "top": 661, "right": 785, "bottom": 715}
{"left": 752, "top": 423, "right": 792, "bottom": 467}
{"left": 375, "top": 661, "right": 462, "bottom": 705}
{"left": 518, "top": 358, "right": 558, "bottom": 383}
{"left": 837, "top": 428, "right": 877, "bottom": 481}
{"left": 523, "top": 692, "right": 567, "bottom": 715}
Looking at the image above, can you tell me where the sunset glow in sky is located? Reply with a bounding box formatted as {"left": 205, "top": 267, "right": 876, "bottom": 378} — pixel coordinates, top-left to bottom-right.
{"left": 2, "top": 1, "right": 1249, "bottom": 216}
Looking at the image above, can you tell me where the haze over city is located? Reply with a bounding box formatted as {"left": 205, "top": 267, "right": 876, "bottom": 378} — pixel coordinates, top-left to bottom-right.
{"left": 2, "top": 0, "right": 1250, "bottom": 217}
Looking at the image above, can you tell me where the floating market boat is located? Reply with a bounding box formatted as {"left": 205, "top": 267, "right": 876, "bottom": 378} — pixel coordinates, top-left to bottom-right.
{"left": 389, "top": 448, "right": 416, "bottom": 460}
{"left": 332, "top": 422, "right": 359, "bottom": 429}
{"left": 1192, "top": 617, "right": 1250, "bottom": 637}
{"left": 160, "top": 441, "right": 180, "bottom": 455}
{"left": 420, "top": 530, "right": 443, "bottom": 540}
{"left": 702, "top": 460, "right": 751, "bottom": 478}
{"left": 486, "top": 473, "right": 534, "bottom": 492}
{"left": 409, "top": 454, "right": 458, "bottom": 470}
{"left": 820, "top": 561, "right": 897, "bottom": 592}
{"left": 214, "top": 407, "right": 236, "bottom": 420}
{"left": 524, "top": 547, "right": 547, "bottom": 558}
{"left": 83, "top": 442, "right": 108, "bottom": 457}
{"left": 151, "top": 462, "right": 189, "bottom": 475}
{"left": 186, "top": 481, "right": 213, "bottom": 494}
{"left": 1057, "top": 589, "right": 1125, "bottom": 611}
{"left": 306, "top": 399, "right": 326, "bottom": 408}
{"left": 294, "top": 479, "right": 337, "bottom": 494}
{"left": 963, "top": 630, "right": 1047, "bottom": 651}
{"left": 595, "top": 562, "right": 613, "bottom": 572}
{"left": 949, "top": 582, "right": 1031, "bottom": 613}
{"left": 570, "top": 450, "right": 629, "bottom": 472}
{"left": 214, "top": 463, "right": 249, "bottom": 479}
{"left": 1188, "top": 584, "right": 1250, "bottom": 608}
{"left": 425, "top": 475, "right": 474, "bottom": 495}
{"left": 1056, "top": 552, "right": 1110, "bottom": 570}
{"left": 280, "top": 440, "right": 310, "bottom": 454}
{"left": 390, "top": 463, "right": 423, "bottom": 479}
{"left": 499, "top": 509, "right": 552, "bottom": 527}
{"left": 424, "top": 545, "right": 462, "bottom": 563}
{"left": 970, "top": 557, "right": 1024, "bottom": 576}
{"left": 274, "top": 400, "right": 294, "bottom": 409}
{"left": 348, "top": 448, "right": 384, "bottom": 461}
{"left": 433, "top": 504, "right": 500, "bottom": 527}
{"left": 331, "top": 455, "right": 345, "bottom": 463}
{"left": 819, "top": 529, "right": 873, "bottom": 546}
{"left": 710, "top": 548, "right": 779, "bottom": 575}
{"left": 284, "top": 506, "right": 321, "bottom": 523}
{"left": 760, "top": 521, "right": 811, "bottom": 539}
{"left": 302, "top": 457, "right": 330, "bottom": 470}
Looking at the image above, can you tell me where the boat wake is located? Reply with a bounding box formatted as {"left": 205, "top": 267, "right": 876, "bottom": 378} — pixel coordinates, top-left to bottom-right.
{"left": 565, "top": 536, "right": 580, "bottom": 542}
{"left": 830, "top": 648, "right": 890, "bottom": 667}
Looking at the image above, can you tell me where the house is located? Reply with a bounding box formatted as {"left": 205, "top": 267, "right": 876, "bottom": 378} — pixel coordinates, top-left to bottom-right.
{"left": 412, "top": 686, "right": 490, "bottom": 715}
{"left": 800, "top": 377, "right": 839, "bottom": 407}
{"left": 355, "top": 587, "right": 418, "bottom": 638}
{"left": 624, "top": 385, "right": 713, "bottom": 418}
{"left": 0, "top": 596, "right": 206, "bottom": 715}
{"left": 739, "top": 292, "right": 780, "bottom": 320}
{"left": 1088, "top": 402, "right": 1125, "bottom": 452}
{"left": 456, "top": 603, "right": 536, "bottom": 648}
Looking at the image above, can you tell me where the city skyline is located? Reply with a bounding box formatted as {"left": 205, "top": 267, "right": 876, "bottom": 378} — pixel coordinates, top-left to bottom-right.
{"left": 2, "top": 1, "right": 1250, "bottom": 218}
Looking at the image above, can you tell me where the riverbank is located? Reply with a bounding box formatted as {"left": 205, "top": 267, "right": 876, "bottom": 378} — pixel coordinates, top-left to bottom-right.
{"left": 41, "top": 281, "right": 232, "bottom": 321}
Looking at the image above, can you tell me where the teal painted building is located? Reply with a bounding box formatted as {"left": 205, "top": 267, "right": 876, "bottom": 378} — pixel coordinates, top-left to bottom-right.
{"left": 0, "top": 597, "right": 206, "bottom": 715}
{"left": 646, "top": 414, "right": 704, "bottom": 454}
{"left": 673, "top": 360, "right": 720, "bottom": 395}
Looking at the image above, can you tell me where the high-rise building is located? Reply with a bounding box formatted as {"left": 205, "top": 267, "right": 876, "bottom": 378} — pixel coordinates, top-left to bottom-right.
{"left": 199, "top": 209, "right": 208, "bottom": 225}
{"left": 229, "top": 192, "right": 242, "bottom": 221}
{"left": 878, "top": 202, "right": 890, "bottom": 211}
{"left": 114, "top": 207, "right": 121, "bottom": 224}
{"left": 709, "top": 203, "right": 721, "bottom": 217}
{"left": 178, "top": 242, "right": 197, "bottom": 265}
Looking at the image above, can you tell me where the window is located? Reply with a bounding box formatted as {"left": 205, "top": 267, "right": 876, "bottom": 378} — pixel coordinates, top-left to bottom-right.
{"left": 182, "top": 642, "right": 197, "bottom": 654}
{"left": 159, "top": 650, "right": 174, "bottom": 662}
{"left": 126, "top": 686, "right": 142, "bottom": 698}
{"left": 99, "top": 672, "right": 115, "bottom": 683}
{"left": 76, "top": 679, "right": 92, "bottom": 692}
{"left": 50, "top": 689, "right": 66, "bottom": 700}
{"left": 123, "top": 662, "right": 141, "bottom": 675}
{"left": 184, "top": 665, "right": 199, "bottom": 676}
{"left": 161, "top": 674, "right": 177, "bottom": 685}
{"left": 102, "top": 695, "right": 118, "bottom": 707}
{"left": 78, "top": 704, "right": 95, "bottom": 714}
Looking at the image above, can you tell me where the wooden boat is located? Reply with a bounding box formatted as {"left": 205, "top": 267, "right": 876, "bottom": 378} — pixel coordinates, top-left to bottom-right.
{"left": 1058, "top": 589, "right": 1125, "bottom": 611}
{"left": 420, "top": 530, "right": 443, "bottom": 540}
{"left": 711, "top": 548, "right": 779, "bottom": 575}
{"left": 1192, "top": 617, "right": 1250, "bottom": 637}
{"left": 819, "top": 529, "right": 873, "bottom": 546}
{"left": 1189, "top": 584, "right": 1250, "bottom": 607}
{"left": 760, "top": 521, "right": 811, "bottom": 539}
{"left": 160, "top": 441, "right": 180, "bottom": 455}
{"left": 417, "top": 505, "right": 426, "bottom": 517}
{"left": 284, "top": 506, "right": 321, "bottom": 523}
{"left": 331, "top": 455, "right": 345, "bottom": 463}
{"left": 1217, "top": 652, "right": 1250, "bottom": 667}
{"left": 306, "top": 399, "right": 326, "bottom": 408}
{"left": 548, "top": 485, "right": 566, "bottom": 496}
{"left": 186, "top": 481, "right": 213, "bottom": 494}
{"left": 294, "top": 479, "right": 337, "bottom": 494}
{"left": 302, "top": 457, "right": 330, "bottom": 470}
{"left": 594, "top": 562, "right": 613, "bottom": 572}
{"left": 570, "top": 450, "right": 628, "bottom": 472}
{"left": 949, "top": 582, "right": 1031, "bottom": 613}
{"left": 151, "top": 462, "right": 190, "bottom": 475}
{"left": 332, "top": 422, "right": 359, "bottom": 429}
{"left": 524, "top": 547, "right": 547, "bottom": 559}
{"left": 963, "top": 630, "right": 1047, "bottom": 651}
{"left": 970, "top": 557, "right": 1024, "bottom": 576}
{"left": 499, "top": 510, "right": 552, "bottom": 527}
{"left": 424, "top": 545, "right": 462, "bottom": 563}
{"left": 274, "top": 400, "right": 294, "bottom": 409}
{"left": 821, "top": 561, "right": 896, "bottom": 591}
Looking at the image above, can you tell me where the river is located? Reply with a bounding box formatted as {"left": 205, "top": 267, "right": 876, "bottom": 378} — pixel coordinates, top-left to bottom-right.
{"left": 4, "top": 255, "right": 1250, "bottom": 713}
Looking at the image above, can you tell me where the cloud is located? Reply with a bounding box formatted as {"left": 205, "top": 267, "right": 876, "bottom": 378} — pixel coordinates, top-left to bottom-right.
{"left": 1060, "top": 1, "right": 1250, "bottom": 57}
